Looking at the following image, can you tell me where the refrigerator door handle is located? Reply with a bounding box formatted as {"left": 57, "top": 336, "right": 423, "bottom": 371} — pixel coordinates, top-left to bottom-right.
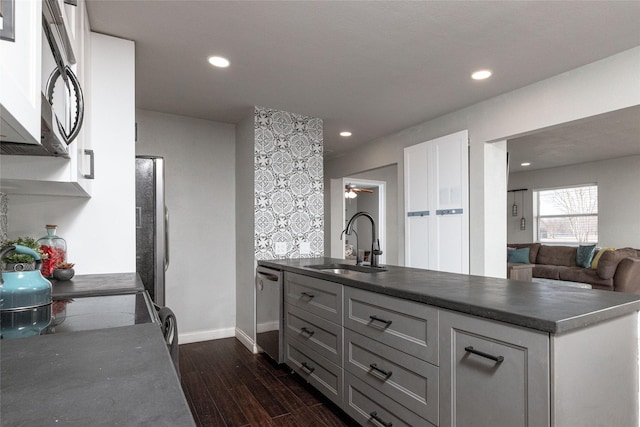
{"left": 164, "top": 207, "right": 170, "bottom": 271}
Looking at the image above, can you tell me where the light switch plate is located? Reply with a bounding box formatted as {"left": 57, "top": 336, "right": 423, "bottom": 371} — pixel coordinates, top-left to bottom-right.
{"left": 275, "top": 242, "right": 287, "bottom": 255}
{"left": 300, "top": 241, "right": 310, "bottom": 255}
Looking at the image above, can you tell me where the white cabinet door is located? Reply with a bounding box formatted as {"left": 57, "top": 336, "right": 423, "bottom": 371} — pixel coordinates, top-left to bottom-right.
{"left": 0, "top": 0, "right": 93, "bottom": 197}
{"left": 404, "top": 142, "right": 430, "bottom": 268}
{"left": 430, "top": 131, "right": 468, "bottom": 274}
{"left": 404, "top": 142, "right": 429, "bottom": 212}
{"left": 0, "top": 0, "right": 42, "bottom": 144}
{"left": 405, "top": 130, "right": 469, "bottom": 273}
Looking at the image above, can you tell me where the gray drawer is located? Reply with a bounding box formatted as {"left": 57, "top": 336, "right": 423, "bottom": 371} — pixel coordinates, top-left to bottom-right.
{"left": 285, "top": 336, "right": 343, "bottom": 407}
{"left": 285, "top": 303, "right": 342, "bottom": 365}
{"left": 439, "top": 309, "right": 549, "bottom": 427}
{"left": 344, "top": 372, "right": 436, "bottom": 427}
{"left": 344, "top": 329, "right": 438, "bottom": 424}
{"left": 285, "top": 272, "right": 342, "bottom": 324}
{"left": 344, "top": 286, "right": 439, "bottom": 365}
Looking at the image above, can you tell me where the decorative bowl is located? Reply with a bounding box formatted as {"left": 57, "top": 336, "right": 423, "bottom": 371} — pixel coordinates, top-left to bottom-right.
{"left": 53, "top": 268, "right": 75, "bottom": 281}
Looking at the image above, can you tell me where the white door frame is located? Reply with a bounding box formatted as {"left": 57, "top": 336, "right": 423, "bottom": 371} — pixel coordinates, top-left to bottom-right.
{"left": 330, "top": 177, "right": 386, "bottom": 264}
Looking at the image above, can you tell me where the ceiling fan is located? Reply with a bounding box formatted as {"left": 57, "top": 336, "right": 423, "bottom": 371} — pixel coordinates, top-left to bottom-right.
{"left": 344, "top": 184, "right": 373, "bottom": 199}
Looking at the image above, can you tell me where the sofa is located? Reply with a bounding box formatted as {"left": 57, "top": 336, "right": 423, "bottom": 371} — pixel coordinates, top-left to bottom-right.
{"left": 507, "top": 243, "right": 640, "bottom": 294}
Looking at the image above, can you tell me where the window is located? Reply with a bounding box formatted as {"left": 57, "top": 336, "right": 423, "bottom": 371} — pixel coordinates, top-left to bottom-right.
{"left": 534, "top": 185, "right": 598, "bottom": 244}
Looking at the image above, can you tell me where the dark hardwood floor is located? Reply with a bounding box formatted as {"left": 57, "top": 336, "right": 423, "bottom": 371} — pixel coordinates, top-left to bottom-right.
{"left": 179, "top": 338, "right": 358, "bottom": 427}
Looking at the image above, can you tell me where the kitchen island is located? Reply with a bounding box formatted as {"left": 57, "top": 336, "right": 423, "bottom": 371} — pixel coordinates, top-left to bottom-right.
{"left": 260, "top": 257, "right": 640, "bottom": 427}
{"left": 0, "top": 273, "right": 194, "bottom": 427}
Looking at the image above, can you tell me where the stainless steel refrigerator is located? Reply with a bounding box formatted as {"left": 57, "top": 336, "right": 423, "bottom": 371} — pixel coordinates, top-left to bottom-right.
{"left": 135, "top": 156, "right": 169, "bottom": 306}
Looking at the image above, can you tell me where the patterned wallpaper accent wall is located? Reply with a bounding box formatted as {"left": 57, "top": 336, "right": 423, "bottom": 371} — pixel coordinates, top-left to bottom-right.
{"left": 254, "top": 107, "right": 324, "bottom": 259}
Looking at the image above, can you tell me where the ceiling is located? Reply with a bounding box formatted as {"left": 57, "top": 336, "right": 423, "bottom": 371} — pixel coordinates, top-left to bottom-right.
{"left": 508, "top": 105, "right": 640, "bottom": 173}
{"left": 85, "top": 1, "right": 640, "bottom": 158}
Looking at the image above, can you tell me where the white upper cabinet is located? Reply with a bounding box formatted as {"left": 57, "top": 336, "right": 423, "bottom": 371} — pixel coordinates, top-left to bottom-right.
{"left": 0, "top": 0, "right": 94, "bottom": 197}
{"left": 0, "top": 0, "right": 42, "bottom": 145}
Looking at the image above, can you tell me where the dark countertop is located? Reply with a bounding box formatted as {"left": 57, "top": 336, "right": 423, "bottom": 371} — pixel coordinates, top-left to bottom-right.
{"left": 0, "top": 323, "right": 195, "bottom": 427}
{"left": 52, "top": 272, "right": 144, "bottom": 298}
{"left": 259, "top": 257, "right": 640, "bottom": 334}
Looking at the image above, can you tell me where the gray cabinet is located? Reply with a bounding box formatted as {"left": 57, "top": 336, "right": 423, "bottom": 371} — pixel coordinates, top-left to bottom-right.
{"left": 283, "top": 272, "right": 343, "bottom": 406}
{"left": 285, "top": 272, "right": 342, "bottom": 323}
{"left": 343, "top": 286, "right": 439, "bottom": 425}
{"left": 276, "top": 268, "right": 638, "bottom": 427}
{"left": 344, "top": 286, "right": 439, "bottom": 365}
{"left": 344, "top": 372, "right": 436, "bottom": 427}
{"left": 284, "top": 337, "right": 343, "bottom": 407}
{"left": 439, "top": 310, "right": 550, "bottom": 427}
{"left": 344, "top": 329, "right": 439, "bottom": 424}
{"left": 285, "top": 303, "right": 342, "bottom": 365}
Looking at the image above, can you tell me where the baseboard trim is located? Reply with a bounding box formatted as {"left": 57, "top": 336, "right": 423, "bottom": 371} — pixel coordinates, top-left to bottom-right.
{"left": 179, "top": 327, "right": 236, "bottom": 345}
{"left": 235, "top": 327, "right": 258, "bottom": 354}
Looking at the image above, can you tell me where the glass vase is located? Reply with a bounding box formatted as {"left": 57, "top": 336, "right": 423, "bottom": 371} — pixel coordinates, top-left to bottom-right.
{"left": 37, "top": 225, "right": 67, "bottom": 278}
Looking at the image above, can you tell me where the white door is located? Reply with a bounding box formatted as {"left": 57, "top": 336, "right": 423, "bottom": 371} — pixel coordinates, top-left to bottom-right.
{"left": 405, "top": 130, "right": 469, "bottom": 273}
{"left": 404, "top": 142, "right": 430, "bottom": 269}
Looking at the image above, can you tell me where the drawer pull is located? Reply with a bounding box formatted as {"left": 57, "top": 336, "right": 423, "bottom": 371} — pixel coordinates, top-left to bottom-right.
{"left": 301, "top": 362, "right": 315, "bottom": 374}
{"left": 301, "top": 292, "right": 315, "bottom": 299}
{"left": 369, "top": 363, "right": 392, "bottom": 380}
{"left": 300, "top": 327, "right": 315, "bottom": 337}
{"left": 369, "top": 315, "right": 393, "bottom": 327}
{"left": 464, "top": 346, "right": 504, "bottom": 363}
{"left": 369, "top": 411, "right": 393, "bottom": 427}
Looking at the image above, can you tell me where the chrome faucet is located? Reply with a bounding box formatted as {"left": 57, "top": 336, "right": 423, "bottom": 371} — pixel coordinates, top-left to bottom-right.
{"left": 344, "top": 211, "right": 383, "bottom": 267}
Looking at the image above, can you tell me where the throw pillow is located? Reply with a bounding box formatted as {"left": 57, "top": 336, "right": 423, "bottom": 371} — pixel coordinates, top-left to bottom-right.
{"left": 591, "top": 247, "right": 615, "bottom": 269}
{"left": 576, "top": 244, "right": 596, "bottom": 268}
{"left": 508, "top": 247, "right": 530, "bottom": 264}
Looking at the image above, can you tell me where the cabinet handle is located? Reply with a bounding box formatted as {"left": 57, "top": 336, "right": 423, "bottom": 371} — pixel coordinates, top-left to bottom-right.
{"left": 369, "top": 315, "right": 392, "bottom": 327}
{"left": 300, "top": 327, "right": 315, "bottom": 337}
{"left": 301, "top": 292, "right": 315, "bottom": 299}
{"left": 369, "top": 363, "right": 392, "bottom": 380}
{"left": 464, "top": 346, "right": 504, "bottom": 363}
{"left": 369, "top": 411, "right": 393, "bottom": 427}
{"left": 301, "top": 362, "right": 315, "bottom": 374}
{"left": 83, "top": 149, "right": 95, "bottom": 179}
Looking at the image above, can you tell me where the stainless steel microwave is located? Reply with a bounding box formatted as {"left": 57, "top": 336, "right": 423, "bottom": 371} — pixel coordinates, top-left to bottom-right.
{"left": 0, "top": 0, "right": 83, "bottom": 158}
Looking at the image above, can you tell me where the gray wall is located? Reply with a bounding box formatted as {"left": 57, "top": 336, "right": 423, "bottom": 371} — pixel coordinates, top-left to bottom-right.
{"left": 235, "top": 113, "right": 256, "bottom": 348}
{"left": 0, "top": 192, "right": 7, "bottom": 245}
{"left": 508, "top": 155, "right": 640, "bottom": 248}
{"left": 325, "top": 46, "right": 640, "bottom": 278}
{"left": 135, "top": 109, "right": 236, "bottom": 343}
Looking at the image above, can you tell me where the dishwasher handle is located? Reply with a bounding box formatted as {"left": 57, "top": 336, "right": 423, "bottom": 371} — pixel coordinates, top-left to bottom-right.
{"left": 255, "top": 267, "right": 282, "bottom": 291}
{"left": 257, "top": 272, "right": 280, "bottom": 282}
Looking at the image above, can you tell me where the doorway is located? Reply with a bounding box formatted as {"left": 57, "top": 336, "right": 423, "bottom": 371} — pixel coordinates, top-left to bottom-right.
{"left": 341, "top": 177, "right": 386, "bottom": 265}
{"left": 330, "top": 162, "right": 401, "bottom": 266}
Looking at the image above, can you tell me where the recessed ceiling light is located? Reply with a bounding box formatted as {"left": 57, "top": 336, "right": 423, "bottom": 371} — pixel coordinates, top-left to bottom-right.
{"left": 471, "top": 69, "right": 492, "bottom": 80}
{"left": 340, "top": 131, "right": 352, "bottom": 137}
{"left": 521, "top": 162, "right": 531, "bottom": 167}
{"left": 208, "top": 56, "right": 230, "bottom": 68}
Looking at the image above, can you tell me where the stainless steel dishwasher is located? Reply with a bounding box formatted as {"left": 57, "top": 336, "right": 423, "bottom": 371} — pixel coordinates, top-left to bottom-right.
{"left": 255, "top": 266, "right": 284, "bottom": 363}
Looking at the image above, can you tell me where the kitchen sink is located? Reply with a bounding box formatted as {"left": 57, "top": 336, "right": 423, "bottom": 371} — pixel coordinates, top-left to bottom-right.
{"left": 304, "top": 263, "right": 388, "bottom": 274}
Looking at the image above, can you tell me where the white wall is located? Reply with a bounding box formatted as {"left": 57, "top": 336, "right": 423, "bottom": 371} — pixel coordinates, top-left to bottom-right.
{"left": 508, "top": 156, "right": 640, "bottom": 248}
{"left": 325, "top": 46, "right": 640, "bottom": 278}
{"left": 135, "top": 109, "right": 236, "bottom": 343}
{"left": 5, "top": 33, "right": 136, "bottom": 274}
